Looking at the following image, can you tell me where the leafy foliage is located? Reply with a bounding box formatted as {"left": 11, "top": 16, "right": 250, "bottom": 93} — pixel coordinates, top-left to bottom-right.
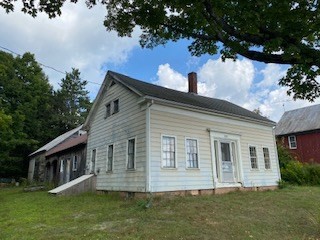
{"left": 278, "top": 145, "right": 320, "bottom": 185}
{"left": 2, "top": 1, "right": 320, "bottom": 100}
{"left": 53, "top": 68, "right": 92, "bottom": 132}
{"left": 0, "top": 51, "right": 54, "bottom": 178}
{"left": 0, "top": 51, "right": 91, "bottom": 179}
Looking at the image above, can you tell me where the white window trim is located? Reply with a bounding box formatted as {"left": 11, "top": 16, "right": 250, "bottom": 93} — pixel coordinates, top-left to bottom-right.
{"left": 72, "top": 155, "right": 78, "bottom": 171}
{"left": 112, "top": 99, "right": 119, "bottom": 115}
{"left": 126, "top": 137, "right": 136, "bottom": 170}
{"left": 60, "top": 159, "right": 64, "bottom": 173}
{"left": 91, "top": 148, "right": 97, "bottom": 174}
{"left": 288, "top": 135, "right": 297, "bottom": 149}
{"left": 161, "top": 134, "right": 177, "bottom": 169}
{"left": 106, "top": 144, "right": 114, "bottom": 172}
{"left": 248, "top": 145, "right": 259, "bottom": 170}
{"left": 185, "top": 137, "right": 200, "bottom": 169}
{"left": 262, "top": 146, "right": 272, "bottom": 171}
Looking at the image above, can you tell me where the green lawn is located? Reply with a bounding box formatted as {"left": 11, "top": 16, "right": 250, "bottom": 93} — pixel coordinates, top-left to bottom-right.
{"left": 0, "top": 186, "right": 319, "bottom": 240}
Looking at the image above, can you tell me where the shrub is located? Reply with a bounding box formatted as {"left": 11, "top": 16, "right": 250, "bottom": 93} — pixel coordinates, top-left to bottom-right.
{"left": 277, "top": 145, "right": 320, "bottom": 186}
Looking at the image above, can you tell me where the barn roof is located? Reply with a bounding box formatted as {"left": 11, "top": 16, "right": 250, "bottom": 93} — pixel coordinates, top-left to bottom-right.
{"left": 275, "top": 104, "right": 320, "bottom": 136}
{"left": 29, "top": 125, "right": 83, "bottom": 157}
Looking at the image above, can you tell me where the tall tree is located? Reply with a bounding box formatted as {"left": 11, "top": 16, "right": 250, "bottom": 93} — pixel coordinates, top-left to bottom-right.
{"left": 2, "top": 1, "right": 320, "bottom": 100}
{"left": 0, "top": 51, "right": 55, "bottom": 178}
{"left": 53, "top": 68, "right": 91, "bottom": 132}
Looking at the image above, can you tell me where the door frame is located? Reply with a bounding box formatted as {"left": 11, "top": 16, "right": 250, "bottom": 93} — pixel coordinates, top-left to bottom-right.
{"left": 210, "top": 130, "right": 244, "bottom": 188}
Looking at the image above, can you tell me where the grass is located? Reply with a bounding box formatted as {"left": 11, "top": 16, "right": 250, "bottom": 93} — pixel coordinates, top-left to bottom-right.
{"left": 0, "top": 186, "right": 319, "bottom": 240}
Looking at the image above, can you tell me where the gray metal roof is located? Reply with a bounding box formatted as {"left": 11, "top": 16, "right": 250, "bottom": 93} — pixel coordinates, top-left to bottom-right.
{"left": 275, "top": 104, "right": 320, "bottom": 136}
{"left": 29, "top": 125, "right": 83, "bottom": 157}
{"left": 108, "top": 71, "right": 274, "bottom": 125}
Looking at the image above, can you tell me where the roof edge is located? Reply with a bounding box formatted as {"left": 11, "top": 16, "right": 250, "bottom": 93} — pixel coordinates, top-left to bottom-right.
{"left": 144, "top": 96, "right": 275, "bottom": 127}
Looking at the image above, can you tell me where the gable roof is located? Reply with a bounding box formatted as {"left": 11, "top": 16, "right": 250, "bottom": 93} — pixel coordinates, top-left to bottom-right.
{"left": 84, "top": 71, "right": 274, "bottom": 127}
{"left": 45, "top": 133, "right": 87, "bottom": 157}
{"left": 275, "top": 104, "right": 320, "bottom": 136}
{"left": 29, "top": 125, "right": 83, "bottom": 157}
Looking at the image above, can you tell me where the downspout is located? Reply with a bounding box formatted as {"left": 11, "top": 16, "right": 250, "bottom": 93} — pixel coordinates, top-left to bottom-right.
{"left": 272, "top": 127, "right": 282, "bottom": 182}
{"left": 207, "top": 129, "right": 217, "bottom": 189}
{"left": 145, "top": 100, "right": 154, "bottom": 193}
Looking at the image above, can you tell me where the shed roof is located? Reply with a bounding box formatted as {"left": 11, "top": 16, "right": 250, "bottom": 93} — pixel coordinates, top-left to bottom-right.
{"left": 45, "top": 133, "right": 87, "bottom": 157}
{"left": 29, "top": 125, "right": 83, "bottom": 157}
{"left": 275, "top": 104, "right": 320, "bottom": 136}
{"left": 84, "top": 71, "right": 274, "bottom": 126}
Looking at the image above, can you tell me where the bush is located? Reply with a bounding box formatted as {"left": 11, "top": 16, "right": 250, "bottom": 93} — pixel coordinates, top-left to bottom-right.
{"left": 278, "top": 145, "right": 320, "bottom": 186}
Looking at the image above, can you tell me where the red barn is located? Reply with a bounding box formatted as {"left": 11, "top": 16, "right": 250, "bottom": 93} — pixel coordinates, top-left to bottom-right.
{"left": 275, "top": 104, "right": 320, "bottom": 164}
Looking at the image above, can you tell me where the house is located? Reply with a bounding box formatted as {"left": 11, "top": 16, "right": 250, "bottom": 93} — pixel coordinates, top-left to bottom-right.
{"left": 275, "top": 104, "right": 320, "bottom": 164}
{"left": 83, "top": 71, "right": 281, "bottom": 196}
{"left": 28, "top": 125, "right": 86, "bottom": 184}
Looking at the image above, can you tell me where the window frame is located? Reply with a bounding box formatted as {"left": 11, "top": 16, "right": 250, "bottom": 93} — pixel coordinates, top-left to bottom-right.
{"left": 113, "top": 99, "right": 119, "bottom": 114}
{"left": 60, "top": 159, "right": 64, "bottom": 173}
{"left": 126, "top": 138, "right": 136, "bottom": 170}
{"left": 91, "top": 149, "right": 97, "bottom": 174}
{"left": 105, "top": 103, "right": 111, "bottom": 118}
{"left": 161, "top": 135, "right": 177, "bottom": 169}
{"left": 262, "top": 147, "right": 271, "bottom": 170}
{"left": 106, "top": 144, "right": 114, "bottom": 172}
{"left": 288, "top": 135, "right": 297, "bottom": 149}
{"left": 72, "top": 155, "right": 78, "bottom": 171}
{"left": 185, "top": 138, "right": 200, "bottom": 169}
{"left": 249, "top": 145, "right": 259, "bottom": 170}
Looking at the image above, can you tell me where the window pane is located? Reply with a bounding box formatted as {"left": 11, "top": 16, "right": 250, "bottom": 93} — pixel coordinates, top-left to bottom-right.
{"left": 249, "top": 146, "right": 258, "bottom": 169}
{"left": 263, "top": 147, "right": 271, "bottom": 169}
{"left": 186, "top": 139, "right": 198, "bottom": 168}
{"left": 108, "top": 145, "right": 113, "bottom": 171}
{"left": 162, "top": 136, "right": 175, "bottom": 168}
{"left": 127, "top": 139, "right": 135, "bottom": 169}
{"left": 106, "top": 104, "right": 111, "bottom": 117}
{"left": 113, "top": 99, "right": 119, "bottom": 114}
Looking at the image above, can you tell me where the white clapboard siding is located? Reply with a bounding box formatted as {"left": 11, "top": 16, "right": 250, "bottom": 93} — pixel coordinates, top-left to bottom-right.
{"left": 149, "top": 104, "right": 280, "bottom": 192}
{"left": 86, "top": 82, "right": 147, "bottom": 192}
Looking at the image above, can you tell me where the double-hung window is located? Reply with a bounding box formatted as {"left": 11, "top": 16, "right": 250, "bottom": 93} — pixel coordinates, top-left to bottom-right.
{"left": 288, "top": 135, "right": 297, "bottom": 149}
{"left": 263, "top": 147, "right": 271, "bottom": 170}
{"left": 186, "top": 138, "right": 199, "bottom": 168}
{"left": 162, "top": 136, "right": 176, "bottom": 168}
{"left": 127, "top": 139, "right": 135, "bottom": 170}
{"left": 107, "top": 144, "right": 113, "bottom": 172}
{"left": 249, "top": 146, "right": 258, "bottom": 169}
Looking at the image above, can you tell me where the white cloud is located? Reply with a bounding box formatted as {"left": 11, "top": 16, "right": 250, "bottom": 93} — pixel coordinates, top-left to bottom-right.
{"left": 198, "top": 58, "right": 254, "bottom": 105}
{"left": 0, "top": 3, "right": 140, "bottom": 98}
{"left": 154, "top": 59, "right": 319, "bottom": 122}
{"left": 258, "top": 63, "right": 287, "bottom": 88}
{"left": 156, "top": 63, "right": 188, "bottom": 91}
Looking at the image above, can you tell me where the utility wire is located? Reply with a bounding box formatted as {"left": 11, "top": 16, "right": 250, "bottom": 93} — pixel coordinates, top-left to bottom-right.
{"left": 0, "top": 45, "right": 102, "bottom": 86}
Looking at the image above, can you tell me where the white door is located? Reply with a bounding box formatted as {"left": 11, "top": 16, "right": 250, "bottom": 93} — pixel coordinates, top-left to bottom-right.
{"left": 220, "top": 142, "right": 235, "bottom": 182}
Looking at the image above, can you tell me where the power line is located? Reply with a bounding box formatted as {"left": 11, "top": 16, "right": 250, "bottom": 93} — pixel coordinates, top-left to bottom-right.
{"left": 0, "top": 45, "right": 102, "bottom": 86}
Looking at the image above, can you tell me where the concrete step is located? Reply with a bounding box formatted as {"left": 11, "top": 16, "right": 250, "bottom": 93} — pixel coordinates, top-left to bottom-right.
{"left": 48, "top": 174, "right": 96, "bottom": 196}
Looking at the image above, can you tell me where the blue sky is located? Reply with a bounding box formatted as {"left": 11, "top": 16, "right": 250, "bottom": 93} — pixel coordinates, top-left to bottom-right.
{"left": 1, "top": 2, "right": 319, "bottom": 122}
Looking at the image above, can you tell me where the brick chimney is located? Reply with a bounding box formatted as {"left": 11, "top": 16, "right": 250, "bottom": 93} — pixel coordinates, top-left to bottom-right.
{"left": 188, "top": 72, "right": 198, "bottom": 94}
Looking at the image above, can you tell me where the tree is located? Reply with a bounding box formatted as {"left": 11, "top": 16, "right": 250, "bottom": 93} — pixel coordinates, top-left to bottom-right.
{"left": 0, "top": 51, "right": 55, "bottom": 178}
{"left": 53, "top": 68, "right": 91, "bottom": 132}
{"left": 2, "top": 1, "right": 320, "bottom": 100}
